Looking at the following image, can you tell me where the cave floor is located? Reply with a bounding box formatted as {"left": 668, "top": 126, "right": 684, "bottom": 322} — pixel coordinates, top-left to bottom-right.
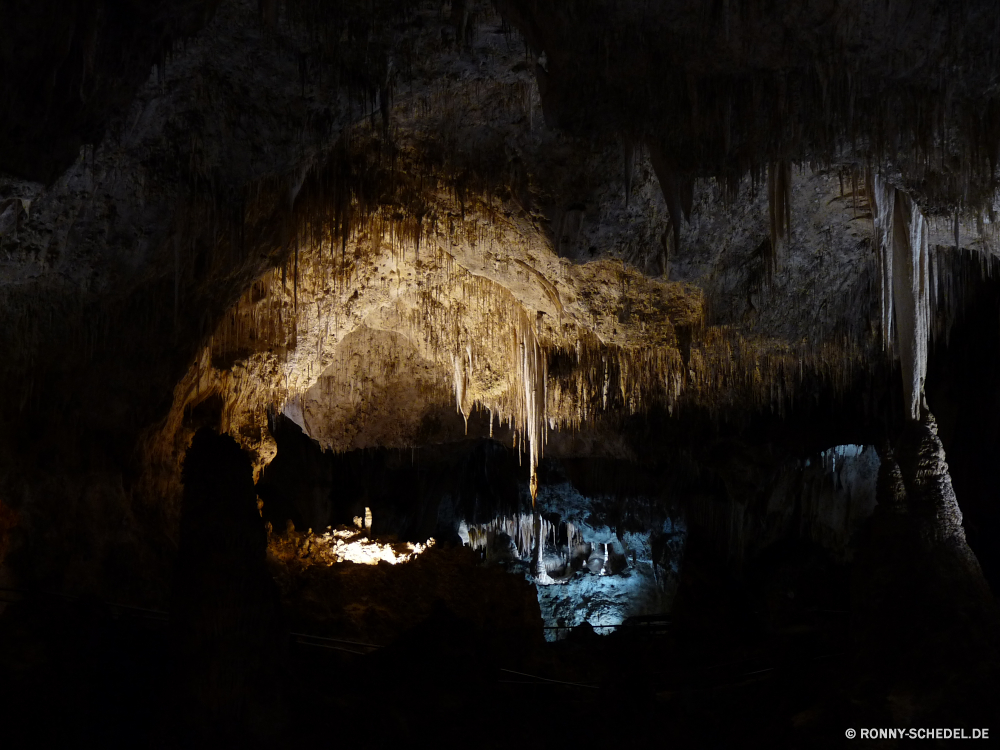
{"left": 0, "top": 600, "right": 854, "bottom": 750}
{"left": 0, "top": 542, "right": 862, "bottom": 749}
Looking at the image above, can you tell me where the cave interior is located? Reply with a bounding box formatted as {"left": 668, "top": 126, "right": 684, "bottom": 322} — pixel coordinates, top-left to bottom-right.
{"left": 1, "top": 1, "right": 999, "bottom": 748}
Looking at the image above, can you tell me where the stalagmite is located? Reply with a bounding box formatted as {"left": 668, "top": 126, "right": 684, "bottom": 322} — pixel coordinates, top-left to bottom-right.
{"left": 531, "top": 508, "right": 546, "bottom": 580}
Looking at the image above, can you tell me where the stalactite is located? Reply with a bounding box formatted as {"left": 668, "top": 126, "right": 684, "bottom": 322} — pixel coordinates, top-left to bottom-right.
{"left": 452, "top": 352, "right": 470, "bottom": 431}
{"left": 466, "top": 512, "right": 582, "bottom": 583}
{"left": 766, "top": 161, "right": 792, "bottom": 271}
{"left": 517, "top": 311, "right": 547, "bottom": 505}
{"left": 182, "top": 85, "right": 946, "bottom": 463}
{"left": 623, "top": 137, "right": 636, "bottom": 207}
{"left": 871, "top": 174, "right": 931, "bottom": 420}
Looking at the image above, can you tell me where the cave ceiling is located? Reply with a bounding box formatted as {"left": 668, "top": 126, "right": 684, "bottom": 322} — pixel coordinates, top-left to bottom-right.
{"left": 1, "top": 0, "right": 999, "bottom": 519}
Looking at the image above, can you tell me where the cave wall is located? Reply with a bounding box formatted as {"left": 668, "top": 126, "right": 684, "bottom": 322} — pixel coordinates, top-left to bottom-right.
{"left": 0, "top": 0, "right": 221, "bottom": 182}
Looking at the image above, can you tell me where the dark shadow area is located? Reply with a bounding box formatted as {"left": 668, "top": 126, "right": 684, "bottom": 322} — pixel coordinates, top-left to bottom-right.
{"left": 926, "top": 272, "right": 1000, "bottom": 592}
{"left": 257, "top": 415, "right": 528, "bottom": 542}
{"left": 2, "top": 413, "right": 999, "bottom": 749}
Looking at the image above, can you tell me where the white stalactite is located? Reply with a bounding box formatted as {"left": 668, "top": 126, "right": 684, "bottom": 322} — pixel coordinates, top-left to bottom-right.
{"left": 872, "top": 175, "right": 931, "bottom": 420}
{"left": 517, "top": 313, "right": 547, "bottom": 505}
{"left": 452, "top": 352, "right": 470, "bottom": 432}
{"left": 465, "top": 512, "right": 579, "bottom": 585}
